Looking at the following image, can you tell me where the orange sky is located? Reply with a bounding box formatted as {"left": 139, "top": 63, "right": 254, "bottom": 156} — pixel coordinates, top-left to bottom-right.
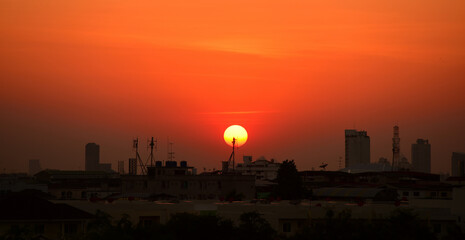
{"left": 1, "top": 0, "right": 465, "bottom": 173}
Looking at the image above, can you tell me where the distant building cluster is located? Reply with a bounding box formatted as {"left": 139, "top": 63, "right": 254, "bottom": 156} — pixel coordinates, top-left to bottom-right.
{"left": 343, "top": 126, "right": 434, "bottom": 174}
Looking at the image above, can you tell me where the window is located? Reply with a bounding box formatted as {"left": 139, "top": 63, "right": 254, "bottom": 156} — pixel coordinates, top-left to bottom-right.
{"left": 181, "top": 181, "right": 188, "bottom": 189}
{"left": 66, "top": 191, "right": 72, "bottom": 199}
{"left": 431, "top": 192, "right": 437, "bottom": 197}
{"left": 441, "top": 192, "right": 447, "bottom": 197}
{"left": 402, "top": 192, "right": 409, "bottom": 196}
{"left": 81, "top": 191, "right": 87, "bottom": 199}
{"left": 283, "top": 222, "right": 291, "bottom": 233}
{"left": 61, "top": 191, "right": 66, "bottom": 199}
{"left": 413, "top": 192, "right": 419, "bottom": 197}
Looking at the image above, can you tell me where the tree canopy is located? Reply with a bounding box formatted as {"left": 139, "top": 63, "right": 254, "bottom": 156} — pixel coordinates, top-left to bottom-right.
{"left": 275, "top": 159, "right": 303, "bottom": 200}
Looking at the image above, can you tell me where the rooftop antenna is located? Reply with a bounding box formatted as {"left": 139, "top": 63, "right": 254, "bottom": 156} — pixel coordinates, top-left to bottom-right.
{"left": 133, "top": 138, "right": 147, "bottom": 175}
{"left": 168, "top": 140, "right": 175, "bottom": 162}
{"left": 227, "top": 137, "right": 236, "bottom": 172}
{"left": 146, "top": 137, "right": 157, "bottom": 167}
{"left": 392, "top": 125, "right": 400, "bottom": 171}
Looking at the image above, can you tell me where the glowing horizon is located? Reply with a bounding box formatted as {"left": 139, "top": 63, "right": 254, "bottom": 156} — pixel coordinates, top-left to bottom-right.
{"left": 0, "top": 0, "right": 464, "bottom": 173}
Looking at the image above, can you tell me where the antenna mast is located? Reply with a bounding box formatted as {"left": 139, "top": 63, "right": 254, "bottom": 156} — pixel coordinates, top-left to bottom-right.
{"left": 227, "top": 137, "right": 236, "bottom": 172}
{"left": 168, "top": 141, "right": 174, "bottom": 162}
{"left": 133, "top": 138, "right": 147, "bottom": 175}
{"left": 392, "top": 125, "right": 400, "bottom": 171}
{"left": 146, "top": 137, "right": 157, "bottom": 167}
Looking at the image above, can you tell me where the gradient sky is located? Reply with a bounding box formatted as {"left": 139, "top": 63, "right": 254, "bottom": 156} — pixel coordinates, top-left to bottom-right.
{"left": 1, "top": 0, "right": 465, "bottom": 174}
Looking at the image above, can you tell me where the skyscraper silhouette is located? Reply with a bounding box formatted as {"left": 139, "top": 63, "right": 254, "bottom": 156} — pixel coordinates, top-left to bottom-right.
{"left": 345, "top": 129, "right": 370, "bottom": 168}
{"left": 85, "top": 143, "right": 100, "bottom": 171}
{"left": 411, "top": 139, "right": 431, "bottom": 173}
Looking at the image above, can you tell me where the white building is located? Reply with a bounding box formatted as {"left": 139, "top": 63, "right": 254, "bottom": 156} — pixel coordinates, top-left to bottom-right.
{"left": 236, "top": 156, "right": 280, "bottom": 183}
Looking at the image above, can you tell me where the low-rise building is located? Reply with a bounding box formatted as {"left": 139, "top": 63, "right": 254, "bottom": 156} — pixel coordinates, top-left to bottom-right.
{"left": 35, "top": 170, "right": 121, "bottom": 200}
{"left": 235, "top": 156, "right": 281, "bottom": 181}
{"left": 121, "top": 161, "right": 255, "bottom": 200}
{"left": 0, "top": 194, "right": 94, "bottom": 240}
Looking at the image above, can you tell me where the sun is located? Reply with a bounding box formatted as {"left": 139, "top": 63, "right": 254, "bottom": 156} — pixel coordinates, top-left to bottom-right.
{"left": 224, "top": 125, "right": 248, "bottom": 147}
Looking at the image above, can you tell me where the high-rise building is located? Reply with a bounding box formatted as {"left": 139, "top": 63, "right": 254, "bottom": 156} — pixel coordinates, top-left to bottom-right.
{"left": 118, "top": 161, "right": 125, "bottom": 174}
{"left": 128, "top": 158, "right": 137, "bottom": 175}
{"left": 451, "top": 152, "right": 465, "bottom": 177}
{"left": 28, "top": 159, "right": 42, "bottom": 176}
{"left": 85, "top": 143, "right": 100, "bottom": 171}
{"left": 345, "top": 129, "right": 370, "bottom": 168}
{"left": 411, "top": 139, "right": 431, "bottom": 173}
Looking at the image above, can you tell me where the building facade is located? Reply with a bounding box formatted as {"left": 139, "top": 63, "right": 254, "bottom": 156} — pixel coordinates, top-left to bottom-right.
{"left": 412, "top": 139, "right": 431, "bottom": 173}
{"left": 345, "top": 129, "right": 370, "bottom": 168}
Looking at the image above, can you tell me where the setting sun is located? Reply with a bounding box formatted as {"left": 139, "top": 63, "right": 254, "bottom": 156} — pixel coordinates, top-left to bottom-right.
{"left": 224, "top": 125, "right": 248, "bottom": 147}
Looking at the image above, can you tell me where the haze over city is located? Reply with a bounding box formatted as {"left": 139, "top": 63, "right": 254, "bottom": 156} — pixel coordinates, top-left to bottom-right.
{"left": 1, "top": 0, "right": 465, "bottom": 174}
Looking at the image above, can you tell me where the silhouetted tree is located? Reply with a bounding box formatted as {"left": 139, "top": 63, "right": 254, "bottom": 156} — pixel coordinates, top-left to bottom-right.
{"left": 276, "top": 159, "right": 303, "bottom": 200}
{"left": 238, "top": 211, "right": 276, "bottom": 240}
{"left": 290, "top": 208, "right": 438, "bottom": 240}
{"left": 225, "top": 189, "right": 244, "bottom": 201}
{"left": 164, "top": 213, "right": 236, "bottom": 240}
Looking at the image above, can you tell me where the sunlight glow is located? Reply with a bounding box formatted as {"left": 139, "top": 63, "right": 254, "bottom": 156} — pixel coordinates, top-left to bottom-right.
{"left": 223, "top": 125, "right": 248, "bottom": 147}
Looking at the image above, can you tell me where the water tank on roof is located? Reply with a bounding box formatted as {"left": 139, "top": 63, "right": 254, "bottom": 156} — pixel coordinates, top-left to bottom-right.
{"left": 180, "top": 161, "right": 187, "bottom": 167}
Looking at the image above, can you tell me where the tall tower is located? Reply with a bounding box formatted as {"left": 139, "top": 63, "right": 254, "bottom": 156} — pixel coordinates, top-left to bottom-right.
{"left": 411, "top": 139, "right": 431, "bottom": 173}
{"left": 392, "top": 126, "right": 400, "bottom": 171}
{"left": 85, "top": 143, "right": 100, "bottom": 171}
{"left": 345, "top": 129, "right": 370, "bottom": 168}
